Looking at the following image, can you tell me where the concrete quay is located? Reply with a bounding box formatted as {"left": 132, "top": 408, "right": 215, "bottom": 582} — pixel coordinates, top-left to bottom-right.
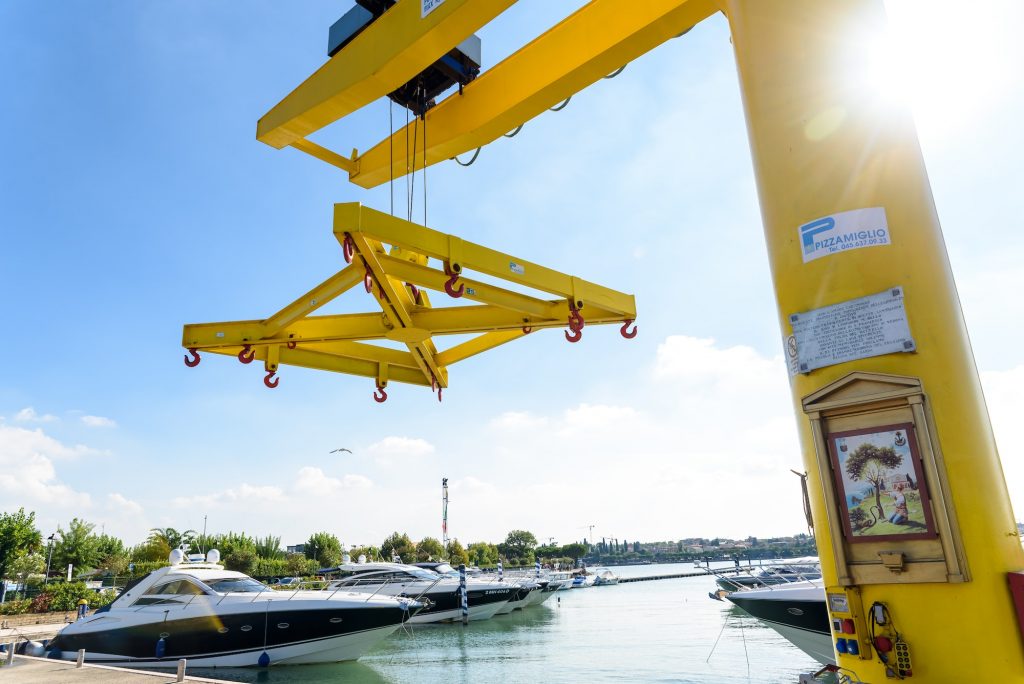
{"left": 1, "top": 655, "right": 232, "bottom": 683}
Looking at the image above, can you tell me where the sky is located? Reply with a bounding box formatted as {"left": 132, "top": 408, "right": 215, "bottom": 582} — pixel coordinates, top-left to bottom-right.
{"left": 1, "top": 0, "right": 1022, "bottom": 551}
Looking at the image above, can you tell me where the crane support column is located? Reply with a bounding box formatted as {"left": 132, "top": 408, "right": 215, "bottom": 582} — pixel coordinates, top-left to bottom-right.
{"left": 722, "top": 0, "right": 1024, "bottom": 679}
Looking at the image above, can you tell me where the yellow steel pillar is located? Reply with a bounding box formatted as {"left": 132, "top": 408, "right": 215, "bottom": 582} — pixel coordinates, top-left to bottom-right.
{"left": 722, "top": 0, "right": 1024, "bottom": 680}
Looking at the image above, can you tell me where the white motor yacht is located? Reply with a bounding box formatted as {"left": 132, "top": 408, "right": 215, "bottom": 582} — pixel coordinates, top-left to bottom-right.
{"left": 714, "top": 558, "right": 821, "bottom": 591}
{"left": 591, "top": 568, "right": 620, "bottom": 586}
{"left": 46, "top": 550, "right": 418, "bottom": 668}
{"left": 412, "top": 562, "right": 544, "bottom": 613}
{"left": 325, "top": 562, "right": 513, "bottom": 623}
{"left": 723, "top": 580, "right": 833, "bottom": 666}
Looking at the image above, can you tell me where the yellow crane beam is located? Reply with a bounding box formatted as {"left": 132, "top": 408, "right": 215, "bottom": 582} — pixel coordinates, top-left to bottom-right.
{"left": 256, "top": 0, "right": 517, "bottom": 151}
{"left": 259, "top": 0, "right": 717, "bottom": 186}
{"left": 350, "top": 0, "right": 717, "bottom": 187}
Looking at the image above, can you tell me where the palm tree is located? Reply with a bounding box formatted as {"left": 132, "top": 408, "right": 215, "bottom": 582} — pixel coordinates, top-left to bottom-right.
{"left": 148, "top": 528, "right": 197, "bottom": 552}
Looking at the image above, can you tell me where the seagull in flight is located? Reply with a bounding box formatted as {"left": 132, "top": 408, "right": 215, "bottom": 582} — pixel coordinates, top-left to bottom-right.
{"left": 330, "top": 447, "right": 353, "bottom": 454}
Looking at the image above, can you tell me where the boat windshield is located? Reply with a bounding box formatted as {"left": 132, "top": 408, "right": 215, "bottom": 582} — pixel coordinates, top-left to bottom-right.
{"left": 430, "top": 563, "right": 456, "bottom": 575}
{"left": 332, "top": 568, "right": 442, "bottom": 583}
{"left": 205, "top": 577, "right": 271, "bottom": 594}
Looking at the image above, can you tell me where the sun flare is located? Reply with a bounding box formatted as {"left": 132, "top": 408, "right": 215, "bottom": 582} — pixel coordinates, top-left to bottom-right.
{"left": 877, "top": 0, "right": 1022, "bottom": 137}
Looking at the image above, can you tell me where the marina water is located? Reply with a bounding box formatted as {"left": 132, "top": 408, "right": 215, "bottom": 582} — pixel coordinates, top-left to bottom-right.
{"left": 193, "top": 563, "right": 820, "bottom": 683}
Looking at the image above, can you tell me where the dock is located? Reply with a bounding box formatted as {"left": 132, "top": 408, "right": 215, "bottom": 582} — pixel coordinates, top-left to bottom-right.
{"left": 0, "top": 622, "right": 64, "bottom": 647}
{"left": 617, "top": 566, "right": 755, "bottom": 583}
{"left": 1, "top": 655, "right": 232, "bottom": 683}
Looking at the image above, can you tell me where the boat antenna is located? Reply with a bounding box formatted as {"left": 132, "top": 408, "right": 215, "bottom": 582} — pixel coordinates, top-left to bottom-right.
{"left": 442, "top": 477, "right": 449, "bottom": 547}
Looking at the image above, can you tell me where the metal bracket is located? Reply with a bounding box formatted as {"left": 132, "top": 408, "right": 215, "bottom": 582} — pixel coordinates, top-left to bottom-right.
{"left": 879, "top": 551, "right": 905, "bottom": 573}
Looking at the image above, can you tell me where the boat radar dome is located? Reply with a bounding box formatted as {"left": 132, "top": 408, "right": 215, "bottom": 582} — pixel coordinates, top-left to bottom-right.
{"left": 358, "top": 554, "right": 367, "bottom": 564}
{"left": 206, "top": 549, "right": 221, "bottom": 564}
{"left": 169, "top": 548, "right": 185, "bottom": 565}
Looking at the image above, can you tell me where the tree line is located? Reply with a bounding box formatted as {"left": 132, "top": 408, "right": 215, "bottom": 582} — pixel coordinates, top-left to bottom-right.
{"left": 0, "top": 509, "right": 586, "bottom": 589}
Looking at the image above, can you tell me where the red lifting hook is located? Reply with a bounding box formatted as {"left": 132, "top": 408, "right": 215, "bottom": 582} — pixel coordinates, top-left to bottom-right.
{"left": 343, "top": 234, "right": 355, "bottom": 263}
{"left": 364, "top": 267, "right": 374, "bottom": 294}
{"left": 287, "top": 340, "right": 297, "bottom": 350}
{"left": 184, "top": 348, "right": 201, "bottom": 367}
{"left": 238, "top": 344, "right": 255, "bottom": 364}
{"left": 444, "top": 277, "right": 464, "bottom": 298}
{"left": 565, "top": 327, "right": 582, "bottom": 343}
{"left": 620, "top": 319, "right": 638, "bottom": 339}
{"left": 373, "top": 384, "right": 388, "bottom": 403}
{"left": 444, "top": 263, "right": 465, "bottom": 298}
{"left": 264, "top": 371, "right": 279, "bottom": 388}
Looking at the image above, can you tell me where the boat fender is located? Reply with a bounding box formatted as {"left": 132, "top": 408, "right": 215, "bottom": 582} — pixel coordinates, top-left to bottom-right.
{"left": 24, "top": 641, "right": 45, "bottom": 657}
{"left": 155, "top": 637, "right": 166, "bottom": 659}
{"left": 258, "top": 651, "right": 270, "bottom": 667}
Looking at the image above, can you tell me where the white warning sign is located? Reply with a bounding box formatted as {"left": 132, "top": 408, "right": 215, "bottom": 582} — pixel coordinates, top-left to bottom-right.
{"left": 787, "top": 287, "right": 915, "bottom": 375}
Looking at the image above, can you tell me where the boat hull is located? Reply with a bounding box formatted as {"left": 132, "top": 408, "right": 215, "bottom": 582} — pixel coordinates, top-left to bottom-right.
{"left": 725, "top": 587, "right": 834, "bottom": 667}
{"left": 494, "top": 586, "right": 536, "bottom": 614}
{"left": 48, "top": 603, "right": 408, "bottom": 667}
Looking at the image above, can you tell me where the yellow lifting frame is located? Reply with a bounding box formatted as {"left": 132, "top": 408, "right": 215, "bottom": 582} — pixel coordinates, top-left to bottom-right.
{"left": 181, "top": 203, "right": 636, "bottom": 397}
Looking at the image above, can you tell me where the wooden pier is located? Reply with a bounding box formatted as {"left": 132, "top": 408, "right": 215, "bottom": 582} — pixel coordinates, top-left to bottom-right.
{"left": 616, "top": 566, "right": 754, "bottom": 583}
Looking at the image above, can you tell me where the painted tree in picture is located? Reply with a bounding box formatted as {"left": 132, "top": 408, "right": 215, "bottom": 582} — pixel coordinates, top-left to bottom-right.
{"left": 845, "top": 444, "right": 903, "bottom": 525}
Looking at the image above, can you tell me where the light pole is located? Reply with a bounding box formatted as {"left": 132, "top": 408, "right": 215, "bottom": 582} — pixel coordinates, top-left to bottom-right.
{"left": 43, "top": 534, "right": 56, "bottom": 585}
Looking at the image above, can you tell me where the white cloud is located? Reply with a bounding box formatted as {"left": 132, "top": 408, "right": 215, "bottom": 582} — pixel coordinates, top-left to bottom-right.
{"left": 14, "top": 407, "right": 57, "bottom": 423}
{"left": 451, "top": 335, "right": 804, "bottom": 542}
{"left": 81, "top": 415, "right": 117, "bottom": 428}
{"left": 450, "top": 476, "right": 497, "bottom": 496}
{"left": 171, "top": 483, "right": 285, "bottom": 509}
{"left": 0, "top": 424, "right": 93, "bottom": 508}
{"left": 294, "top": 467, "right": 372, "bottom": 496}
{"left": 982, "top": 365, "right": 1024, "bottom": 518}
{"left": 489, "top": 411, "right": 548, "bottom": 430}
{"left": 560, "top": 403, "right": 639, "bottom": 431}
{"left": 107, "top": 493, "right": 144, "bottom": 515}
{"left": 366, "top": 436, "right": 435, "bottom": 465}
{"left": 654, "top": 336, "right": 785, "bottom": 391}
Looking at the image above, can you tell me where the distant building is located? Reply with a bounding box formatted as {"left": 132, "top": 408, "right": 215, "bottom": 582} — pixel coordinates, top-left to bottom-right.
{"left": 286, "top": 544, "right": 305, "bottom": 554}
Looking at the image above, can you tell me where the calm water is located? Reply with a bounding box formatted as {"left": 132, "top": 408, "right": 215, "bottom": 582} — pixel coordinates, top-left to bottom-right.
{"left": 192, "top": 563, "right": 819, "bottom": 683}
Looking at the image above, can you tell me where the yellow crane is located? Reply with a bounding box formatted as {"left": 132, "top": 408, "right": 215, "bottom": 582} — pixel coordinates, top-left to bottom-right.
{"left": 186, "top": 1, "right": 1024, "bottom": 679}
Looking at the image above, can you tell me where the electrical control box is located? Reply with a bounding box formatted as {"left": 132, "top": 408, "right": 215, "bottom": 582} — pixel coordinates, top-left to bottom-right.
{"left": 825, "top": 586, "right": 872, "bottom": 660}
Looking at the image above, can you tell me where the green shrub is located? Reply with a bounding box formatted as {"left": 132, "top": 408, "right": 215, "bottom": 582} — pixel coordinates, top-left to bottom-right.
{"left": 0, "top": 599, "right": 31, "bottom": 615}
{"left": 30, "top": 593, "right": 51, "bottom": 613}
{"left": 285, "top": 554, "right": 318, "bottom": 576}
{"left": 224, "top": 549, "right": 257, "bottom": 575}
{"left": 254, "top": 558, "right": 289, "bottom": 578}
{"left": 44, "top": 581, "right": 92, "bottom": 611}
{"left": 127, "top": 561, "right": 166, "bottom": 577}
{"left": 92, "top": 589, "right": 118, "bottom": 609}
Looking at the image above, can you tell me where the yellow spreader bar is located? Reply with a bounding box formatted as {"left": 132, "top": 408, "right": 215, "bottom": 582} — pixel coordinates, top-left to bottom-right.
{"left": 182, "top": 203, "right": 637, "bottom": 401}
